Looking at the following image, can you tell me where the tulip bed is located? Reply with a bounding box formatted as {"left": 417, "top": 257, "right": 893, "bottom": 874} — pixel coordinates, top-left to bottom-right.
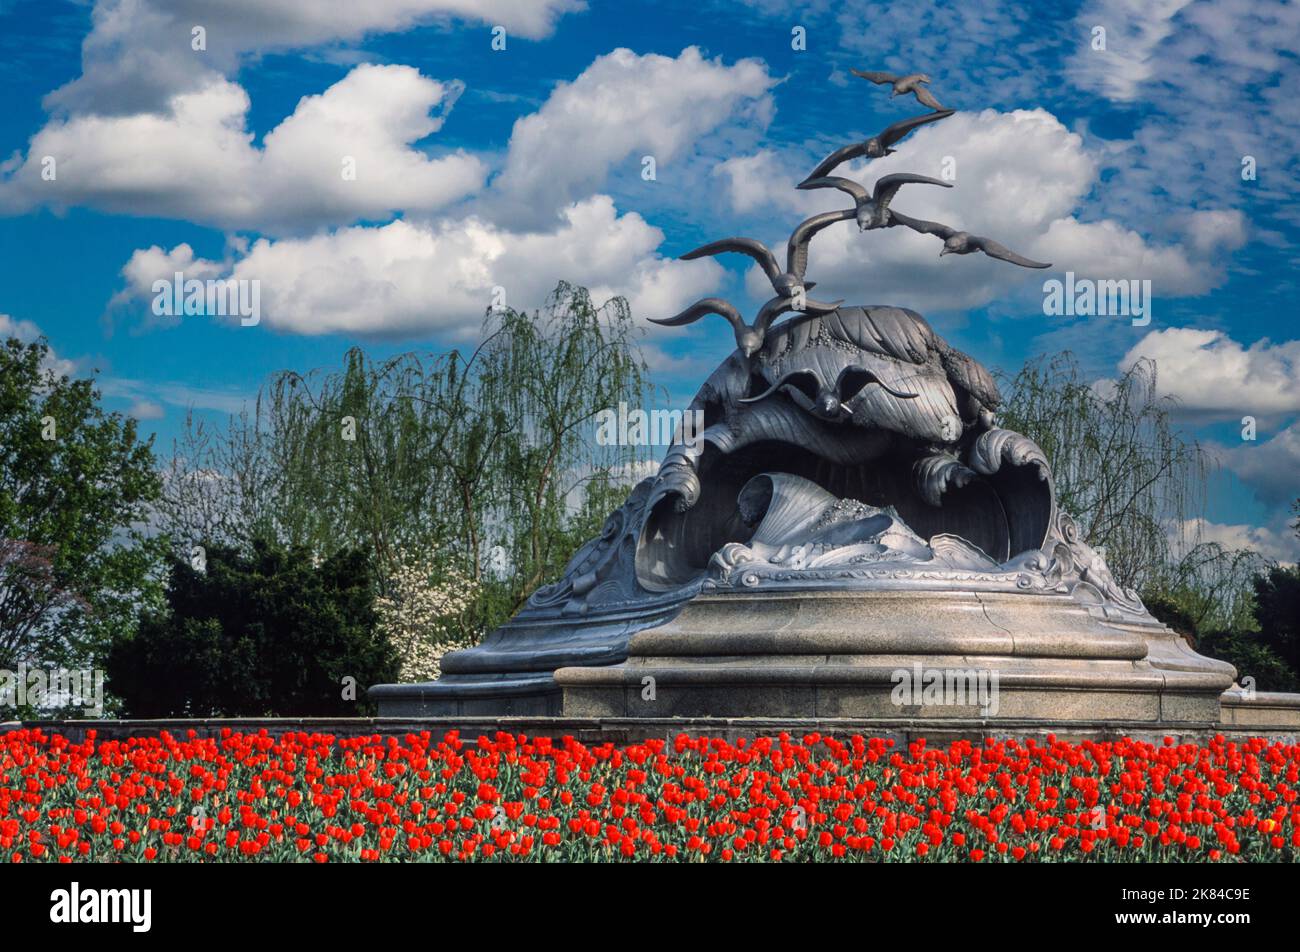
{"left": 2, "top": 728, "right": 1298, "bottom": 862}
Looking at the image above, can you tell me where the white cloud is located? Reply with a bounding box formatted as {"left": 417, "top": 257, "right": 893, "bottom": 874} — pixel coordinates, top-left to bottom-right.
{"left": 1118, "top": 328, "right": 1300, "bottom": 420}
{"left": 98, "top": 46, "right": 785, "bottom": 338}
{"left": 720, "top": 109, "right": 1236, "bottom": 313}
{"left": 0, "top": 314, "right": 78, "bottom": 378}
{"left": 491, "top": 47, "right": 776, "bottom": 225}
{"left": 126, "top": 399, "right": 165, "bottom": 421}
{"left": 713, "top": 150, "right": 803, "bottom": 216}
{"left": 1219, "top": 422, "right": 1300, "bottom": 506}
{"left": 1174, "top": 517, "right": 1298, "bottom": 564}
{"left": 114, "top": 197, "right": 722, "bottom": 337}
{"left": 1069, "top": 0, "right": 1195, "bottom": 101}
{"left": 1, "top": 65, "right": 485, "bottom": 233}
{"left": 98, "top": 376, "right": 253, "bottom": 416}
{"left": 47, "top": 0, "right": 585, "bottom": 114}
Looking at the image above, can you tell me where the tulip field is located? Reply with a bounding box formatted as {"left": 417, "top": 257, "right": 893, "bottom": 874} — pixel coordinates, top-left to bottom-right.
{"left": 2, "top": 728, "right": 1298, "bottom": 862}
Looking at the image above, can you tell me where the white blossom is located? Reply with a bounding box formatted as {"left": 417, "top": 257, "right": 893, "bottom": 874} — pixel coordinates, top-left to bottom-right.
{"left": 376, "top": 554, "right": 479, "bottom": 682}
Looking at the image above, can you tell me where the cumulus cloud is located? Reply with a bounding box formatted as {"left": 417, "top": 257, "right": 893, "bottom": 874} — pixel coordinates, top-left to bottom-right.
{"left": 47, "top": 0, "right": 585, "bottom": 114}
{"left": 99, "top": 47, "right": 783, "bottom": 338}
{"left": 490, "top": 47, "right": 776, "bottom": 225}
{"left": 1, "top": 65, "right": 485, "bottom": 234}
{"left": 1118, "top": 328, "right": 1300, "bottom": 421}
{"left": 1173, "top": 517, "right": 1299, "bottom": 564}
{"left": 719, "top": 109, "right": 1238, "bottom": 313}
{"left": 113, "top": 197, "right": 722, "bottom": 337}
{"left": 1218, "top": 423, "right": 1300, "bottom": 507}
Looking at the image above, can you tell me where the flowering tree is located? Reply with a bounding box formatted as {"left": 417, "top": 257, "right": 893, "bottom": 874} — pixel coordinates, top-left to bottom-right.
{"left": 376, "top": 554, "right": 480, "bottom": 682}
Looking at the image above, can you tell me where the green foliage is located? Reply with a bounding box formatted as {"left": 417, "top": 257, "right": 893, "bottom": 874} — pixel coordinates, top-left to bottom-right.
{"left": 0, "top": 336, "right": 162, "bottom": 671}
{"left": 1252, "top": 564, "right": 1300, "bottom": 677}
{"left": 1141, "top": 591, "right": 1200, "bottom": 641}
{"left": 159, "top": 282, "right": 656, "bottom": 638}
{"left": 1196, "top": 628, "right": 1299, "bottom": 693}
{"left": 106, "top": 541, "right": 397, "bottom": 717}
{"left": 997, "top": 351, "right": 1300, "bottom": 688}
{"left": 998, "top": 353, "right": 1209, "bottom": 592}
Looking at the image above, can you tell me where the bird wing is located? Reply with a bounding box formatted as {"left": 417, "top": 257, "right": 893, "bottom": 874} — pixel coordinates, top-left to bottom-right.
{"left": 740, "top": 370, "right": 822, "bottom": 405}
{"left": 969, "top": 236, "right": 1052, "bottom": 269}
{"left": 753, "top": 295, "right": 795, "bottom": 334}
{"left": 650, "top": 298, "right": 747, "bottom": 338}
{"left": 799, "top": 143, "right": 867, "bottom": 185}
{"left": 913, "top": 85, "right": 945, "bottom": 110}
{"left": 888, "top": 211, "right": 957, "bottom": 240}
{"left": 872, "top": 173, "right": 952, "bottom": 213}
{"left": 786, "top": 207, "right": 855, "bottom": 279}
{"left": 680, "top": 238, "right": 782, "bottom": 285}
{"left": 801, "top": 296, "right": 844, "bottom": 315}
{"left": 798, "top": 175, "right": 869, "bottom": 202}
{"left": 852, "top": 69, "right": 898, "bottom": 85}
{"left": 878, "top": 109, "right": 955, "bottom": 148}
{"left": 836, "top": 365, "right": 919, "bottom": 402}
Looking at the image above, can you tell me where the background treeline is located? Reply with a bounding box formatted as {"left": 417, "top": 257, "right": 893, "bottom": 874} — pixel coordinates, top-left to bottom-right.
{"left": 2, "top": 282, "right": 1296, "bottom": 716}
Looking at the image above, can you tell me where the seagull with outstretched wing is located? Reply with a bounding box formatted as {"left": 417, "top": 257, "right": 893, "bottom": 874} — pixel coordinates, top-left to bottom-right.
{"left": 798, "top": 173, "right": 951, "bottom": 230}
{"left": 851, "top": 69, "right": 945, "bottom": 110}
{"left": 889, "top": 211, "right": 1052, "bottom": 269}
{"left": 659, "top": 208, "right": 856, "bottom": 357}
{"left": 800, "top": 109, "right": 955, "bottom": 184}
{"left": 739, "top": 365, "right": 920, "bottom": 421}
{"left": 650, "top": 292, "right": 834, "bottom": 360}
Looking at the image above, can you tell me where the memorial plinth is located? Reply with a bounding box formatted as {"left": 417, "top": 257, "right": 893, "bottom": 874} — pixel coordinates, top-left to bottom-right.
{"left": 371, "top": 75, "right": 1300, "bottom": 736}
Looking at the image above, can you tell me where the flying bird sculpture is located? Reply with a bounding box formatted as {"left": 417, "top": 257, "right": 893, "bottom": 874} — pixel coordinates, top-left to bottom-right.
{"left": 800, "top": 110, "right": 954, "bottom": 183}
{"left": 649, "top": 289, "right": 841, "bottom": 359}
{"left": 739, "top": 365, "right": 920, "bottom": 421}
{"left": 889, "top": 211, "right": 1052, "bottom": 269}
{"left": 798, "top": 173, "right": 952, "bottom": 231}
{"left": 851, "top": 69, "right": 945, "bottom": 110}
{"left": 654, "top": 208, "right": 853, "bottom": 356}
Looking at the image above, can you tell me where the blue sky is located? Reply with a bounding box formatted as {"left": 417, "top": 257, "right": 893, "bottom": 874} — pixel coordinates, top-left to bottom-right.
{"left": 0, "top": 0, "right": 1296, "bottom": 559}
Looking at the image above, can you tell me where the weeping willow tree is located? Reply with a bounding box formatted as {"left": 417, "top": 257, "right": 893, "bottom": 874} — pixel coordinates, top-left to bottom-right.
{"left": 159, "top": 282, "right": 657, "bottom": 634}
{"left": 999, "top": 352, "right": 1262, "bottom": 632}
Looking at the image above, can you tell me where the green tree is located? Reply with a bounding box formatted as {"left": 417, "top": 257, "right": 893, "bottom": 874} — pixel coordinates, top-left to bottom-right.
{"left": 0, "top": 336, "right": 161, "bottom": 672}
{"left": 106, "top": 541, "right": 397, "bottom": 716}
{"left": 1251, "top": 564, "right": 1300, "bottom": 677}
{"left": 999, "top": 353, "right": 1210, "bottom": 592}
{"left": 158, "top": 282, "right": 656, "bottom": 636}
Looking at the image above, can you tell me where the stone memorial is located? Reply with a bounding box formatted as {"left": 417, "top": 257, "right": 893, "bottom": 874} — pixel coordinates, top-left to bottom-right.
{"left": 373, "top": 72, "right": 1296, "bottom": 734}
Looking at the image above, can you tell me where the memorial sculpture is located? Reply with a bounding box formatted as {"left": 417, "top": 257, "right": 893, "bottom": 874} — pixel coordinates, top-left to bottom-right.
{"left": 373, "top": 69, "right": 1271, "bottom": 730}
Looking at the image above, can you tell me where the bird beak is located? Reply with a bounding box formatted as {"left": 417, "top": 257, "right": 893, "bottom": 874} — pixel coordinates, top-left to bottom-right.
{"left": 885, "top": 148, "right": 897, "bottom": 155}
{"left": 939, "top": 248, "right": 950, "bottom": 256}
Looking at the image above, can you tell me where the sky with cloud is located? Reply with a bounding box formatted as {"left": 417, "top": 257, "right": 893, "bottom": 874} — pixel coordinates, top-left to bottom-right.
{"left": 0, "top": 0, "right": 1296, "bottom": 558}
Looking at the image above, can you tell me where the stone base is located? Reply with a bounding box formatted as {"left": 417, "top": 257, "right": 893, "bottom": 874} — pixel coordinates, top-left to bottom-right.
{"left": 553, "top": 588, "right": 1237, "bottom": 725}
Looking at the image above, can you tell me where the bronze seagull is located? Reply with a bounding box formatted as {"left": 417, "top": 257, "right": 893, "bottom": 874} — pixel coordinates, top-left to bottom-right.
{"left": 889, "top": 211, "right": 1052, "bottom": 269}
{"left": 655, "top": 208, "right": 854, "bottom": 357}
{"left": 798, "top": 173, "right": 952, "bottom": 231}
{"left": 800, "top": 109, "right": 954, "bottom": 184}
{"left": 739, "top": 365, "right": 919, "bottom": 421}
{"left": 852, "top": 69, "right": 945, "bottom": 111}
